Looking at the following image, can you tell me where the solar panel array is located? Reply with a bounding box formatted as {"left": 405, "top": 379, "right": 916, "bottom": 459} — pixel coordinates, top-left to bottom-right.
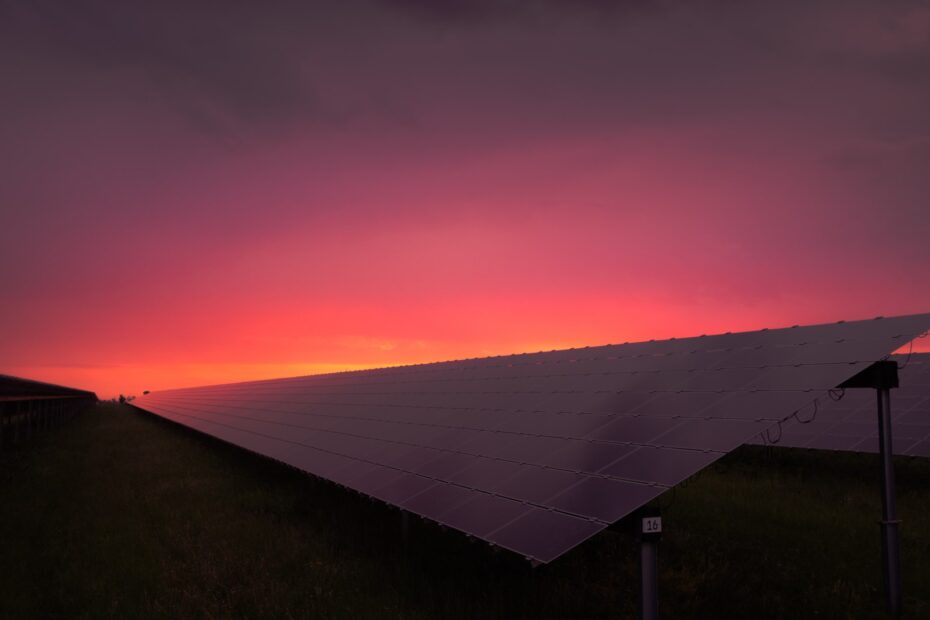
{"left": 132, "top": 314, "right": 930, "bottom": 563}
{"left": 751, "top": 352, "right": 930, "bottom": 457}
{"left": 0, "top": 374, "right": 97, "bottom": 401}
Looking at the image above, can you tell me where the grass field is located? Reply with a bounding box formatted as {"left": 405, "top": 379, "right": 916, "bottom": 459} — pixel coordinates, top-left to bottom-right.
{"left": 1, "top": 403, "right": 928, "bottom": 619}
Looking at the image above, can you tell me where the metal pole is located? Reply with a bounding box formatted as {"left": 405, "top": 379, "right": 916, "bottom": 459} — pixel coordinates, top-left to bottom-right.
{"left": 640, "top": 538, "right": 659, "bottom": 620}
{"left": 638, "top": 509, "right": 661, "bottom": 620}
{"left": 877, "top": 387, "right": 902, "bottom": 618}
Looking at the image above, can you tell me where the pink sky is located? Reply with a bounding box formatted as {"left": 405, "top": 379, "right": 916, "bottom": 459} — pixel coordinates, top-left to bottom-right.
{"left": 2, "top": 0, "right": 929, "bottom": 398}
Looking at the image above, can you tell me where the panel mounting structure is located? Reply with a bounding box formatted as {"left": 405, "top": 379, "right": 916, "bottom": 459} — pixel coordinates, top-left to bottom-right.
{"left": 131, "top": 314, "right": 930, "bottom": 563}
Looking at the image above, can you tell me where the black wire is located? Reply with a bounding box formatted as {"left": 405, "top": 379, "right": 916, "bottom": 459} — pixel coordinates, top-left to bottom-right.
{"left": 898, "top": 339, "right": 916, "bottom": 371}
{"left": 898, "top": 330, "right": 929, "bottom": 371}
{"left": 764, "top": 420, "right": 783, "bottom": 444}
{"left": 793, "top": 399, "right": 818, "bottom": 424}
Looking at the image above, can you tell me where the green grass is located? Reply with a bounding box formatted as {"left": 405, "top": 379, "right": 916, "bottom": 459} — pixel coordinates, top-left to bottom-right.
{"left": 1, "top": 403, "right": 928, "bottom": 619}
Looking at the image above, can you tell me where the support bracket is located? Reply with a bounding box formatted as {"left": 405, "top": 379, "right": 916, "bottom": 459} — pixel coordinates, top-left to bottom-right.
{"left": 837, "top": 360, "right": 898, "bottom": 389}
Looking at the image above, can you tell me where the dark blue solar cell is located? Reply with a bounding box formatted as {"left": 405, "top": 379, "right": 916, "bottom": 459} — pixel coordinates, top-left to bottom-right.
{"left": 548, "top": 476, "right": 662, "bottom": 522}
{"left": 766, "top": 432, "right": 814, "bottom": 448}
{"left": 825, "top": 421, "right": 875, "bottom": 437}
{"left": 384, "top": 447, "right": 445, "bottom": 471}
{"left": 493, "top": 467, "right": 589, "bottom": 504}
{"left": 502, "top": 435, "right": 575, "bottom": 466}
{"left": 895, "top": 423, "right": 930, "bottom": 441}
{"left": 495, "top": 411, "right": 613, "bottom": 439}
{"left": 540, "top": 440, "right": 635, "bottom": 474}
{"left": 653, "top": 419, "right": 771, "bottom": 451}
{"left": 586, "top": 417, "right": 684, "bottom": 444}
{"left": 457, "top": 432, "right": 525, "bottom": 460}
{"left": 805, "top": 435, "right": 864, "bottom": 451}
{"left": 437, "top": 493, "right": 531, "bottom": 538}
{"left": 351, "top": 466, "right": 409, "bottom": 496}
{"left": 370, "top": 473, "right": 438, "bottom": 504}
{"left": 749, "top": 364, "right": 856, "bottom": 391}
{"left": 907, "top": 438, "right": 930, "bottom": 457}
{"left": 582, "top": 391, "right": 657, "bottom": 415}
{"left": 601, "top": 446, "right": 721, "bottom": 486}
{"left": 402, "top": 483, "right": 476, "bottom": 520}
{"left": 897, "top": 411, "right": 930, "bottom": 426}
{"left": 701, "top": 390, "right": 815, "bottom": 422}
{"left": 447, "top": 457, "right": 524, "bottom": 492}
{"left": 489, "top": 508, "right": 604, "bottom": 563}
{"left": 628, "top": 391, "right": 724, "bottom": 417}
{"left": 410, "top": 451, "right": 479, "bottom": 480}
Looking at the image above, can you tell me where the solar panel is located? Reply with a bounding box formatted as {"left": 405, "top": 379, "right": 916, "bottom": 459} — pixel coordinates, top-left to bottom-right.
{"left": 0, "top": 374, "right": 97, "bottom": 400}
{"left": 750, "top": 352, "right": 930, "bottom": 457}
{"left": 131, "top": 313, "right": 930, "bottom": 563}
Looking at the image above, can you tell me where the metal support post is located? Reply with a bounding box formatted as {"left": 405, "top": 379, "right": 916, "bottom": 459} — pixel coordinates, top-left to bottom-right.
{"left": 637, "top": 507, "right": 661, "bottom": 620}
{"left": 840, "top": 360, "right": 903, "bottom": 618}
{"left": 877, "top": 387, "right": 902, "bottom": 618}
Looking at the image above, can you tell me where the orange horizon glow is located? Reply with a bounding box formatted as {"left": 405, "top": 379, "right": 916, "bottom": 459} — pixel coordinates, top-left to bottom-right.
{"left": 4, "top": 312, "right": 928, "bottom": 400}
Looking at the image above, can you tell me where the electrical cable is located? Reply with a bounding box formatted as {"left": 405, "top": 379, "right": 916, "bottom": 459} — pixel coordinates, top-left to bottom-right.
{"left": 792, "top": 398, "right": 818, "bottom": 424}
{"left": 898, "top": 330, "right": 929, "bottom": 371}
{"left": 764, "top": 419, "right": 783, "bottom": 444}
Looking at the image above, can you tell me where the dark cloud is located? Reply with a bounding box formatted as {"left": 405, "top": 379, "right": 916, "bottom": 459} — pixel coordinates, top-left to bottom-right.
{"left": 380, "top": 0, "right": 663, "bottom": 23}
{"left": 5, "top": 0, "right": 927, "bottom": 145}
{"left": 1, "top": 0, "right": 928, "bottom": 183}
{"left": 1, "top": 0, "right": 322, "bottom": 135}
{"left": 380, "top": 0, "right": 504, "bottom": 22}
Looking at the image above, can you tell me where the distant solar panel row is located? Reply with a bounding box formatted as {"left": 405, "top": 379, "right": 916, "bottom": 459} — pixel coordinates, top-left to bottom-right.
{"left": 132, "top": 314, "right": 930, "bottom": 563}
{"left": 0, "top": 374, "right": 97, "bottom": 400}
{"left": 751, "top": 352, "right": 930, "bottom": 457}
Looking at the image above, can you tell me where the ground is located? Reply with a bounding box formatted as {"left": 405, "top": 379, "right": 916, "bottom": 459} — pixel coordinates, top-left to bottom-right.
{"left": 1, "top": 403, "right": 928, "bottom": 619}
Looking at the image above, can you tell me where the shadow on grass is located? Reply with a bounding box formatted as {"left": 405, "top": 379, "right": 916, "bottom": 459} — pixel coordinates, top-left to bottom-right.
{"left": 1, "top": 403, "right": 927, "bottom": 619}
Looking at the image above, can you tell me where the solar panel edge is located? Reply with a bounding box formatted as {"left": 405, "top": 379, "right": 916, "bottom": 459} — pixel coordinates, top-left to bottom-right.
{"left": 141, "top": 314, "right": 930, "bottom": 397}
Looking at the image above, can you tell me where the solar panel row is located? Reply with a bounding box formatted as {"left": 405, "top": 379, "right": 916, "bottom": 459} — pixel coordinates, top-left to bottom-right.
{"left": 0, "top": 374, "right": 97, "bottom": 400}
{"left": 0, "top": 375, "right": 98, "bottom": 447}
{"left": 132, "top": 313, "right": 930, "bottom": 562}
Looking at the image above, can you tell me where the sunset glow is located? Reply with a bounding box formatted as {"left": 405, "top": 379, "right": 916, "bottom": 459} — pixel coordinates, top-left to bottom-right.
{"left": 2, "top": 1, "right": 929, "bottom": 398}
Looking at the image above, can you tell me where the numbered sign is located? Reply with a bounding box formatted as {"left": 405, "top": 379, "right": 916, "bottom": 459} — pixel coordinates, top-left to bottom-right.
{"left": 642, "top": 516, "right": 662, "bottom": 534}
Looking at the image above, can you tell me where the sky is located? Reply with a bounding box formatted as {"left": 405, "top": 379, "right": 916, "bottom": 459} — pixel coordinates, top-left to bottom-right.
{"left": 1, "top": 0, "right": 929, "bottom": 398}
